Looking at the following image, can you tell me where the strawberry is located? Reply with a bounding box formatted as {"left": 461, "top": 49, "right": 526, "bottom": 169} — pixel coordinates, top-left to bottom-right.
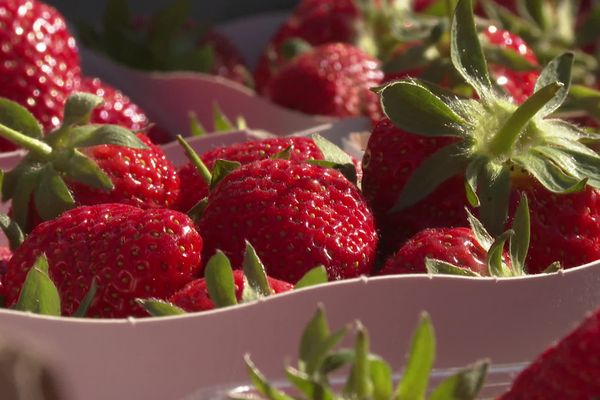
{"left": 499, "top": 305, "right": 600, "bottom": 399}
{"left": 384, "top": 25, "right": 539, "bottom": 104}
{"left": 3, "top": 203, "right": 203, "bottom": 318}
{"left": 0, "top": 246, "right": 12, "bottom": 298}
{"left": 0, "top": 93, "right": 180, "bottom": 231}
{"left": 75, "top": 77, "right": 150, "bottom": 132}
{"left": 379, "top": 198, "right": 542, "bottom": 277}
{"left": 362, "top": 118, "right": 466, "bottom": 255}
{"left": 168, "top": 270, "right": 292, "bottom": 312}
{"left": 77, "top": 0, "right": 251, "bottom": 86}
{"left": 177, "top": 137, "right": 324, "bottom": 212}
{"left": 264, "top": 43, "right": 384, "bottom": 120}
{"left": 380, "top": 227, "right": 491, "bottom": 275}
{"left": 374, "top": 0, "right": 600, "bottom": 272}
{"left": 0, "top": 0, "right": 81, "bottom": 145}
{"left": 198, "top": 158, "right": 378, "bottom": 283}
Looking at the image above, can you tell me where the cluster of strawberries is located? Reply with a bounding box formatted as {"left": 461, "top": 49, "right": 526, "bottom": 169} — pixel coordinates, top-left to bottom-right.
{"left": 0, "top": 0, "right": 597, "bottom": 398}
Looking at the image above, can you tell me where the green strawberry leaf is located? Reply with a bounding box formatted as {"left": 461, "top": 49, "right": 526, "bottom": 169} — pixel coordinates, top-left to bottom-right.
{"left": 213, "top": 103, "right": 235, "bottom": 132}
{"left": 272, "top": 146, "right": 293, "bottom": 160}
{"left": 562, "top": 84, "right": 600, "bottom": 123}
{"left": 534, "top": 53, "right": 574, "bottom": 117}
{"left": 243, "top": 355, "right": 294, "bottom": 400}
{"left": 242, "top": 241, "right": 272, "bottom": 301}
{"left": 534, "top": 144, "right": 600, "bottom": 189}
{"left": 73, "top": 279, "right": 98, "bottom": 318}
{"left": 167, "top": 44, "right": 214, "bottom": 73}
{"left": 11, "top": 163, "right": 43, "bottom": 230}
{"left": 61, "top": 150, "right": 114, "bottom": 190}
{"left": 299, "top": 307, "right": 349, "bottom": 375}
{"left": 393, "top": 312, "right": 435, "bottom": 400}
{"left": 0, "top": 212, "right": 24, "bottom": 251}
{"left": 284, "top": 366, "right": 335, "bottom": 400}
{"left": 369, "top": 355, "right": 394, "bottom": 400}
{"left": 14, "top": 254, "right": 61, "bottom": 316}
{"left": 391, "top": 143, "right": 467, "bottom": 213}
{"left": 343, "top": 323, "right": 373, "bottom": 399}
{"left": 210, "top": 160, "right": 241, "bottom": 190}
{"left": 0, "top": 98, "right": 43, "bottom": 140}
{"left": 450, "top": 0, "right": 493, "bottom": 97}
{"left": 205, "top": 251, "right": 237, "bottom": 308}
{"left": 62, "top": 93, "right": 104, "bottom": 127}
{"left": 189, "top": 111, "right": 207, "bottom": 137}
{"left": 309, "top": 134, "right": 357, "bottom": 184}
{"left": 465, "top": 156, "right": 489, "bottom": 207}
{"left": 379, "top": 80, "right": 466, "bottom": 137}
{"left": 487, "top": 230, "right": 513, "bottom": 277}
{"left": 320, "top": 349, "right": 355, "bottom": 375}
{"left": 294, "top": 266, "right": 328, "bottom": 289}
{"left": 135, "top": 298, "right": 187, "bottom": 317}
{"left": 425, "top": 258, "right": 481, "bottom": 277}
{"left": 477, "top": 163, "right": 510, "bottom": 237}
{"left": 176, "top": 135, "right": 212, "bottom": 185}
{"left": 68, "top": 125, "right": 148, "bottom": 149}
{"left": 34, "top": 165, "right": 75, "bottom": 221}
{"left": 515, "top": 152, "right": 587, "bottom": 193}
{"left": 429, "top": 360, "right": 489, "bottom": 400}
{"left": 187, "top": 197, "right": 208, "bottom": 223}
{"left": 280, "top": 38, "right": 313, "bottom": 61}
{"left": 509, "top": 194, "right": 530, "bottom": 275}
{"left": 465, "top": 208, "right": 494, "bottom": 251}
{"left": 482, "top": 45, "right": 538, "bottom": 72}
{"left": 576, "top": 4, "right": 600, "bottom": 47}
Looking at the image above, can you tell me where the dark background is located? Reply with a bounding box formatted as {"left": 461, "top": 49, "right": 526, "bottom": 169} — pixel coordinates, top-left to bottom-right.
{"left": 45, "top": 1, "right": 299, "bottom": 24}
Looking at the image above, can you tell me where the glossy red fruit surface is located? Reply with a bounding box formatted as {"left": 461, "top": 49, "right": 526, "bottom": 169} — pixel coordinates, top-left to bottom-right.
{"left": 265, "top": 43, "right": 384, "bottom": 120}
{"left": 361, "top": 118, "right": 467, "bottom": 255}
{"left": 379, "top": 227, "right": 497, "bottom": 275}
{"left": 499, "top": 306, "right": 600, "bottom": 399}
{"left": 177, "top": 137, "right": 323, "bottom": 212}
{"left": 67, "top": 133, "right": 180, "bottom": 210}
{"left": 0, "top": 0, "right": 81, "bottom": 146}
{"left": 199, "top": 159, "right": 378, "bottom": 283}
{"left": 4, "top": 204, "right": 203, "bottom": 318}
{"left": 0, "top": 246, "right": 12, "bottom": 297}
{"left": 169, "top": 270, "right": 293, "bottom": 312}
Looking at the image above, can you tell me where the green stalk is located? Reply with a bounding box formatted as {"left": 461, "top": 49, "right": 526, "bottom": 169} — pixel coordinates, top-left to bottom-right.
{"left": 0, "top": 124, "right": 52, "bottom": 157}
{"left": 175, "top": 135, "right": 212, "bottom": 184}
{"left": 489, "top": 83, "right": 562, "bottom": 157}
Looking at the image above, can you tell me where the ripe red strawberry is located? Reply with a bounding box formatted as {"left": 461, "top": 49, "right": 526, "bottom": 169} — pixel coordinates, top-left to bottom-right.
{"left": 483, "top": 25, "right": 539, "bottom": 104}
{"left": 384, "top": 25, "right": 539, "bottom": 104}
{"left": 66, "top": 133, "right": 180, "bottom": 210}
{"left": 379, "top": 227, "right": 490, "bottom": 275}
{"left": 499, "top": 306, "right": 600, "bottom": 399}
{"left": 3, "top": 204, "right": 203, "bottom": 318}
{"left": 177, "top": 137, "right": 324, "bottom": 212}
{"left": 254, "top": 0, "right": 363, "bottom": 92}
{"left": 361, "top": 118, "right": 467, "bottom": 255}
{"left": 75, "top": 77, "right": 150, "bottom": 131}
{"left": 168, "top": 270, "right": 293, "bottom": 312}
{"left": 199, "top": 30, "right": 252, "bottom": 86}
{"left": 0, "top": 0, "right": 81, "bottom": 146}
{"left": 264, "top": 43, "right": 384, "bottom": 120}
{"left": 374, "top": 0, "right": 600, "bottom": 273}
{"left": 0, "top": 246, "right": 12, "bottom": 297}
{"left": 198, "top": 158, "right": 378, "bottom": 283}
{"left": 0, "top": 93, "right": 180, "bottom": 231}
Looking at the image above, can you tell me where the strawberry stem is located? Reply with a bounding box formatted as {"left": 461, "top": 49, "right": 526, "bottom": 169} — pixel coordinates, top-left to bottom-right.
{"left": 489, "top": 82, "right": 562, "bottom": 157}
{"left": 0, "top": 124, "right": 52, "bottom": 157}
{"left": 176, "top": 135, "right": 212, "bottom": 184}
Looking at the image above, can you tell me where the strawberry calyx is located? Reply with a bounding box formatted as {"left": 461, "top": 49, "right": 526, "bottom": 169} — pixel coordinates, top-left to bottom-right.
{"left": 137, "top": 242, "right": 328, "bottom": 317}
{"left": 242, "top": 306, "right": 489, "bottom": 400}
{"left": 379, "top": 0, "right": 600, "bottom": 236}
{"left": 0, "top": 93, "right": 147, "bottom": 230}
{"left": 426, "top": 194, "right": 561, "bottom": 277}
